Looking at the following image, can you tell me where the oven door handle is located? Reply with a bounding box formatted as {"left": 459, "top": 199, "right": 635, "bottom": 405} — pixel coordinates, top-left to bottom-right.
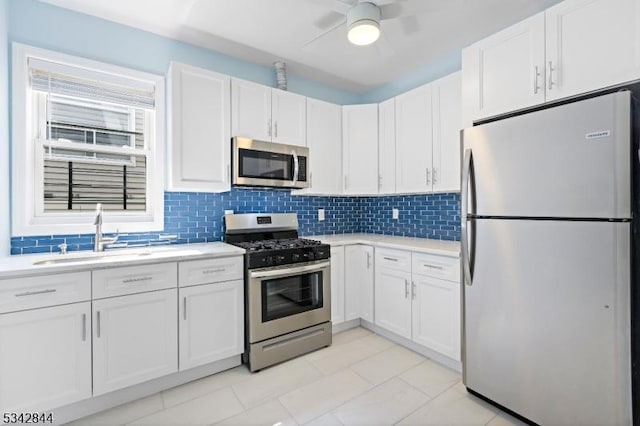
{"left": 250, "top": 261, "right": 330, "bottom": 279}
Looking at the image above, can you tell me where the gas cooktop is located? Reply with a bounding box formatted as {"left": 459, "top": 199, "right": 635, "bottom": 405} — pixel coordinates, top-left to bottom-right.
{"left": 232, "top": 238, "right": 323, "bottom": 252}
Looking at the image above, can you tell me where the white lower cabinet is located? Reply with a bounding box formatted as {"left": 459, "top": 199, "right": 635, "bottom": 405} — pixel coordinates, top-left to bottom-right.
{"left": 345, "top": 245, "right": 374, "bottom": 322}
{"left": 0, "top": 302, "right": 92, "bottom": 412}
{"left": 374, "top": 266, "right": 412, "bottom": 339}
{"left": 92, "top": 289, "right": 178, "bottom": 396}
{"left": 179, "top": 281, "right": 244, "bottom": 370}
{"left": 330, "top": 246, "right": 345, "bottom": 325}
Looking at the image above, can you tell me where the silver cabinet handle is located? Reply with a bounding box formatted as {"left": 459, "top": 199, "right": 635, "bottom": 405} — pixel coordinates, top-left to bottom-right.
{"left": 404, "top": 279, "right": 409, "bottom": 299}
{"left": 533, "top": 65, "right": 540, "bottom": 94}
{"left": 203, "top": 268, "right": 225, "bottom": 274}
{"left": 366, "top": 252, "right": 371, "bottom": 269}
{"left": 432, "top": 168, "right": 438, "bottom": 185}
{"left": 183, "top": 297, "right": 187, "bottom": 320}
{"left": 548, "top": 61, "right": 554, "bottom": 90}
{"left": 292, "top": 150, "right": 299, "bottom": 186}
{"left": 274, "top": 121, "right": 278, "bottom": 138}
{"left": 461, "top": 148, "right": 473, "bottom": 286}
{"left": 383, "top": 257, "right": 398, "bottom": 262}
{"left": 423, "top": 264, "right": 444, "bottom": 270}
{"left": 96, "top": 311, "right": 101, "bottom": 338}
{"left": 378, "top": 175, "right": 382, "bottom": 190}
{"left": 15, "top": 289, "right": 56, "bottom": 297}
{"left": 426, "top": 168, "right": 431, "bottom": 185}
{"left": 82, "top": 313, "right": 87, "bottom": 341}
{"left": 412, "top": 281, "right": 416, "bottom": 300}
{"left": 267, "top": 118, "right": 272, "bottom": 137}
{"left": 123, "top": 276, "right": 153, "bottom": 284}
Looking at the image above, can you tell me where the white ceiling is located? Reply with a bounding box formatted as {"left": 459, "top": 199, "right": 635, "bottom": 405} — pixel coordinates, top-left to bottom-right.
{"left": 39, "top": 0, "right": 563, "bottom": 94}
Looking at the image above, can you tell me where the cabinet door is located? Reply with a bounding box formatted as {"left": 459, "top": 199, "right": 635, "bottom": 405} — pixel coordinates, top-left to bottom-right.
{"left": 179, "top": 281, "right": 244, "bottom": 370}
{"left": 300, "top": 98, "right": 342, "bottom": 194}
{"left": 374, "top": 267, "right": 412, "bottom": 339}
{"left": 93, "top": 289, "right": 178, "bottom": 396}
{"left": 545, "top": 0, "right": 640, "bottom": 101}
{"left": 462, "top": 12, "right": 545, "bottom": 122}
{"left": 395, "top": 83, "right": 433, "bottom": 193}
{"left": 345, "top": 245, "right": 374, "bottom": 322}
{"left": 167, "top": 62, "right": 231, "bottom": 192}
{"left": 432, "top": 72, "right": 462, "bottom": 193}
{"left": 342, "top": 105, "right": 379, "bottom": 195}
{"left": 0, "top": 302, "right": 91, "bottom": 412}
{"left": 330, "top": 246, "right": 345, "bottom": 325}
{"left": 231, "top": 79, "right": 272, "bottom": 141}
{"left": 378, "top": 98, "right": 396, "bottom": 194}
{"left": 272, "top": 89, "right": 306, "bottom": 147}
{"left": 412, "top": 275, "right": 461, "bottom": 361}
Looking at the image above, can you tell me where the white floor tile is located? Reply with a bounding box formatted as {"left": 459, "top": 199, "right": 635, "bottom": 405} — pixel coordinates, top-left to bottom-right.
{"left": 331, "top": 327, "right": 373, "bottom": 346}
{"left": 307, "top": 337, "right": 390, "bottom": 375}
{"left": 214, "top": 399, "right": 298, "bottom": 426}
{"left": 486, "top": 412, "right": 530, "bottom": 426}
{"left": 395, "top": 386, "right": 497, "bottom": 426}
{"left": 279, "top": 369, "right": 372, "bottom": 425}
{"left": 161, "top": 366, "right": 252, "bottom": 408}
{"left": 399, "top": 360, "right": 460, "bottom": 398}
{"left": 128, "top": 387, "right": 244, "bottom": 426}
{"left": 231, "top": 358, "right": 323, "bottom": 409}
{"left": 66, "top": 394, "right": 164, "bottom": 426}
{"left": 350, "top": 346, "right": 424, "bottom": 385}
{"left": 303, "top": 413, "right": 344, "bottom": 426}
{"left": 331, "top": 377, "right": 430, "bottom": 426}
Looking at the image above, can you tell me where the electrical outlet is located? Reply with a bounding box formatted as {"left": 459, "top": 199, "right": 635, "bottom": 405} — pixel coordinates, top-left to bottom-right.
{"left": 224, "top": 209, "right": 234, "bottom": 215}
{"left": 318, "top": 208, "right": 325, "bottom": 221}
{"left": 392, "top": 208, "right": 399, "bottom": 220}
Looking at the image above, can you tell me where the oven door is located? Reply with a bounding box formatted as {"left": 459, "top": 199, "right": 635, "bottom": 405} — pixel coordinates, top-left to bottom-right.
{"left": 232, "top": 137, "right": 309, "bottom": 189}
{"left": 248, "top": 260, "right": 330, "bottom": 343}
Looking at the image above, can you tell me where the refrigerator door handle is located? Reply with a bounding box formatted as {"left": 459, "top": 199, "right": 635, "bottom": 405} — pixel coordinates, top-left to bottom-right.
{"left": 461, "top": 148, "right": 473, "bottom": 286}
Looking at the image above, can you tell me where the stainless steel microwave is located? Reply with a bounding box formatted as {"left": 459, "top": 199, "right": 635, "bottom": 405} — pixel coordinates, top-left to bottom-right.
{"left": 232, "top": 137, "right": 309, "bottom": 189}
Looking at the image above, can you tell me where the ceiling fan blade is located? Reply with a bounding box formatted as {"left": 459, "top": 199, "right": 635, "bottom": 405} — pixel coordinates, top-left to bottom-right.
{"left": 380, "top": 0, "right": 444, "bottom": 20}
{"left": 307, "top": 0, "right": 354, "bottom": 15}
{"left": 399, "top": 15, "right": 420, "bottom": 35}
{"left": 313, "top": 11, "right": 346, "bottom": 30}
{"left": 374, "top": 26, "right": 397, "bottom": 57}
{"left": 303, "top": 18, "right": 347, "bottom": 48}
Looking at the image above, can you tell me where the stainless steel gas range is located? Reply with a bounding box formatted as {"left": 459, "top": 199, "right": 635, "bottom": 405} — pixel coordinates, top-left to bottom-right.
{"left": 224, "top": 213, "right": 332, "bottom": 372}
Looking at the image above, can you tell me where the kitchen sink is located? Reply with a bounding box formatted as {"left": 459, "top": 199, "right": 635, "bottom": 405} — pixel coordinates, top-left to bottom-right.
{"left": 32, "top": 250, "right": 153, "bottom": 265}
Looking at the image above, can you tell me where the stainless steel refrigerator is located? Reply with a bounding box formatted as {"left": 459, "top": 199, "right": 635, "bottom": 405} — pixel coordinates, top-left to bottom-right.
{"left": 461, "top": 91, "right": 634, "bottom": 425}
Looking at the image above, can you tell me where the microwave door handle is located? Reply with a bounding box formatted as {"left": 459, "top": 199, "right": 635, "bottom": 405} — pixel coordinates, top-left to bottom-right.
{"left": 292, "top": 150, "right": 299, "bottom": 185}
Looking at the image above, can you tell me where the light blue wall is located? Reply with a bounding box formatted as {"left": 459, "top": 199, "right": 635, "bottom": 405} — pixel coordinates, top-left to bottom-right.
{"left": 7, "top": 0, "right": 362, "bottom": 105}
{"left": 0, "top": 0, "right": 9, "bottom": 256}
{"left": 359, "top": 50, "right": 462, "bottom": 103}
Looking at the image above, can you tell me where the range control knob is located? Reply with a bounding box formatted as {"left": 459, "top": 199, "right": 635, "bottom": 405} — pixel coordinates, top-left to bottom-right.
{"left": 307, "top": 251, "right": 315, "bottom": 260}
{"left": 264, "top": 256, "right": 274, "bottom": 266}
{"left": 276, "top": 255, "right": 286, "bottom": 264}
{"left": 291, "top": 253, "right": 300, "bottom": 262}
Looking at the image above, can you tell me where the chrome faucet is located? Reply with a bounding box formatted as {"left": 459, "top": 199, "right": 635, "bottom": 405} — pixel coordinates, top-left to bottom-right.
{"left": 94, "top": 203, "right": 118, "bottom": 252}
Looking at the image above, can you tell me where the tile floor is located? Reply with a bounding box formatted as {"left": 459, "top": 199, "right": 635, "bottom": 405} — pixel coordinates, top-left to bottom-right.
{"left": 67, "top": 327, "right": 527, "bottom": 426}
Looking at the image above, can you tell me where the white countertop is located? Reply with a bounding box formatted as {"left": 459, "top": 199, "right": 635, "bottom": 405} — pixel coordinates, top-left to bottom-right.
{"left": 306, "top": 233, "right": 460, "bottom": 257}
{"left": 0, "top": 242, "right": 245, "bottom": 279}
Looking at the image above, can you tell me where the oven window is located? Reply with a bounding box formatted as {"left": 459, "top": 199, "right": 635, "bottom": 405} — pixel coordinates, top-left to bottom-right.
{"left": 262, "top": 271, "right": 323, "bottom": 322}
{"left": 239, "top": 149, "right": 292, "bottom": 181}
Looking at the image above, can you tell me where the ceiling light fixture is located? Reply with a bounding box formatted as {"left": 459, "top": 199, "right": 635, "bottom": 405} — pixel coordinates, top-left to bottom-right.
{"left": 347, "top": 2, "right": 381, "bottom": 46}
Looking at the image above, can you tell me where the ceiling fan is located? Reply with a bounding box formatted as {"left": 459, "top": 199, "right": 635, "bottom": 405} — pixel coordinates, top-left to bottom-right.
{"left": 305, "top": 0, "right": 441, "bottom": 47}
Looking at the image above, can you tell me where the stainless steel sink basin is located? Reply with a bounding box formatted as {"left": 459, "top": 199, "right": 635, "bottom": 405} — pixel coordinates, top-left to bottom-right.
{"left": 33, "top": 250, "right": 153, "bottom": 265}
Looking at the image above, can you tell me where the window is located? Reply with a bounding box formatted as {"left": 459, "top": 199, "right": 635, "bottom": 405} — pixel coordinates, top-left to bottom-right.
{"left": 12, "top": 44, "right": 165, "bottom": 236}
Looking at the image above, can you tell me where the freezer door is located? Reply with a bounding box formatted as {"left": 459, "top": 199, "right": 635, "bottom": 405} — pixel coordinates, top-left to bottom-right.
{"left": 462, "top": 91, "right": 631, "bottom": 219}
{"left": 463, "top": 219, "right": 631, "bottom": 425}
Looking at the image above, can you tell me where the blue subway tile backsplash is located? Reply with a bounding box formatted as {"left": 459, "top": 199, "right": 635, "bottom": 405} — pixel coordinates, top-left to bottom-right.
{"left": 10, "top": 188, "right": 460, "bottom": 255}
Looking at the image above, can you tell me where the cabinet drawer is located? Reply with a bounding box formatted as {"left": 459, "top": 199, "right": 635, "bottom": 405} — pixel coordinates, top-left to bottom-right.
{"left": 0, "top": 272, "right": 91, "bottom": 314}
{"left": 375, "top": 248, "right": 411, "bottom": 272}
{"left": 93, "top": 263, "right": 177, "bottom": 299}
{"left": 178, "top": 256, "right": 243, "bottom": 287}
{"left": 412, "top": 253, "right": 460, "bottom": 282}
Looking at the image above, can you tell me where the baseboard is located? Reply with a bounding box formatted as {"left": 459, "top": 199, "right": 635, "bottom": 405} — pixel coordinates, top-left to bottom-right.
{"left": 51, "top": 355, "right": 242, "bottom": 425}
{"left": 360, "top": 320, "right": 462, "bottom": 373}
{"left": 331, "top": 318, "right": 361, "bottom": 333}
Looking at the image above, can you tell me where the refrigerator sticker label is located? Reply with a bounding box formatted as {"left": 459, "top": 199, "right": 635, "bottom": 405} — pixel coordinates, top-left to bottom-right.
{"left": 585, "top": 130, "right": 611, "bottom": 140}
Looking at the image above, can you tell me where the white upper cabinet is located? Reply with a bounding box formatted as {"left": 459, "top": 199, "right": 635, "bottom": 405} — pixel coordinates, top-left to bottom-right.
{"left": 432, "top": 72, "right": 462, "bottom": 193}
{"left": 231, "top": 79, "right": 272, "bottom": 141}
{"left": 299, "top": 98, "right": 342, "bottom": 194}
{"left": 231, "top": 79, "right": 306, "bottom": 146}
{"left": 545, "top": 0, "right": 640, "bottom": 101}
{"left": 395, "top": 83, "right": 433, "bottom": 193}
{"left": 167, "top": 63, "right": 231, "bottom": 192}
{"left": 271, "top": 89, "right": 307, "bottom": 146}
{"left": 378, "top": 98, "right": 396, "bottom": 194}
{"left": 462, "top": 13, "right": 545, "bottom": 124}
{"left": 342, "top": 104, "right": 379, "bottom": 195}
{"left": 463, "top": 0, "right": 640, "bottom": 124}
